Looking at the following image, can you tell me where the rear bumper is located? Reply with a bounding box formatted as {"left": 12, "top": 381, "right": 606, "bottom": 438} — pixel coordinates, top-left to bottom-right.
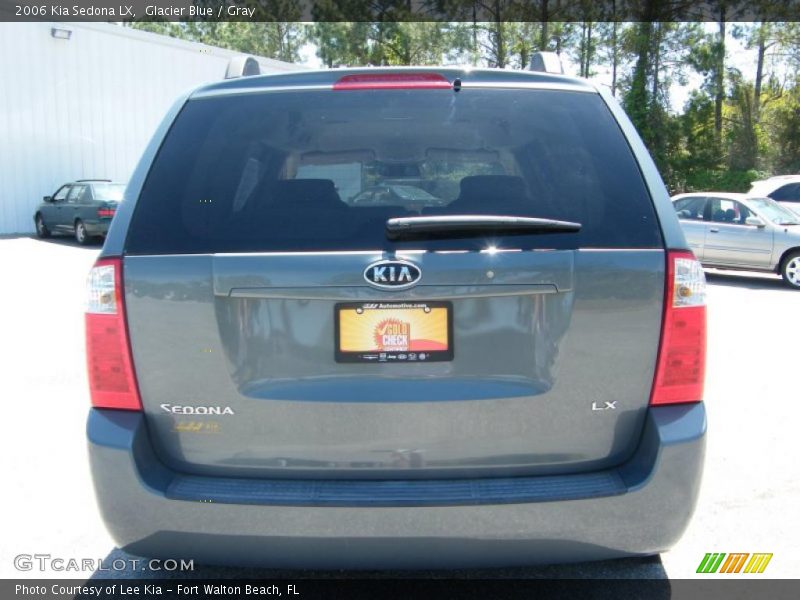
{"left": 87, "top": 403, "right": 705, "bottom": 568}
{"left": 82, "top": 218, "right": 112, "bottom": 236}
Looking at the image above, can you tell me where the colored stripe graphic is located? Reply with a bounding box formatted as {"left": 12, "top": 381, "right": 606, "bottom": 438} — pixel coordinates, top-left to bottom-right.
{"left": 697, "top": 553, "right": 726, "bottom": 573}
{"left": 719, "top": 553, "right": 749, "bottom": 573}
{"left": 696, "top": 553, "right": 713, "bottom": 573}
{"left": 733, "top": 553, "right": 749, "bottom": 573}
{"left": 697, "top": 552, "right": 772, "bottom": 574}
{"left": 744, "top": 553, "right": 773, "bottom": 574}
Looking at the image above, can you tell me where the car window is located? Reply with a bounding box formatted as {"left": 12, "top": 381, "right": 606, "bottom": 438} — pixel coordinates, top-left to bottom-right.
{"left": 769, "top": 183, "right": 800, "bottom": 202}
{"left": 126, "top": 89, "right": 662, "bottom": 254}
{"left": 93, "top": 183, "right": 125, "bottom": 202}
{"left": 53, "top": 186, "right": 70, "bottom": 202}
{"left": 674, "top": 197, "right": 706, "bottom": 220}
{"left": 66, "top": 185, "right": 86, "bottom": 204}
{"left": 748, "top": 197, "right": 800, "bottom": 225}
{"left": 707, "top": 198, "right": 753, "bottom": 225}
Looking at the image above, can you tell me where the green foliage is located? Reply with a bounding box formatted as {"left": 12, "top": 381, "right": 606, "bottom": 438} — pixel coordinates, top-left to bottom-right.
{"left": 678, "top": 92, "right": 721, "bottom": 169}
{"left": 678, "top": 169, "right": 769, "bottom": 194}
{"left": 725, "top": 76, "right": 762, "bottom": 171}
{"left": 762, "top": 81, "right": 800, "bottom": 173}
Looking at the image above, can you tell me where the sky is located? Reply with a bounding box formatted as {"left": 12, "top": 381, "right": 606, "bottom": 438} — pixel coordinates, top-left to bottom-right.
{"left": 297, "top": 23, "right": 768, "bottom": 113}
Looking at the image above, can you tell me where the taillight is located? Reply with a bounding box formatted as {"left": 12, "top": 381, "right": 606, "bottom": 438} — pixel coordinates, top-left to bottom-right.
{"left": 333, "top": 72, "right": 451, "bottom": 90}
{"left": 650, "top": 250, "right": 707, "bottom": 405}
{"left": 97, "top": 208, "right": 115, "bottom": 218}
{"left": 85, "top": 257, "right": 141, "bottom": 410}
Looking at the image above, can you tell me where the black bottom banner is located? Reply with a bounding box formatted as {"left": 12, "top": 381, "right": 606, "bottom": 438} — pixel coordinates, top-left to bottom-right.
{"left": 4, "top": 579, "right": 800, "bottom": 600}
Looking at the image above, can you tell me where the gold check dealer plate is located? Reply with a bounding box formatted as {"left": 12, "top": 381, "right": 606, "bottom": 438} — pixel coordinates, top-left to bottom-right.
{"left": 335, "top": 301, "right": 453, "bottom": 363}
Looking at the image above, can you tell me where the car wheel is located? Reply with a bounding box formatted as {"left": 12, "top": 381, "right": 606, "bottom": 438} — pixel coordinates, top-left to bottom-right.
{"left": 74, "top": 220, "right": 90, "bottom": 245}
{"left": 35, "top": 214, "right": 50, "bottom": 238}
{"left": 781, "top": 251, "right": 800, "bottom": 289}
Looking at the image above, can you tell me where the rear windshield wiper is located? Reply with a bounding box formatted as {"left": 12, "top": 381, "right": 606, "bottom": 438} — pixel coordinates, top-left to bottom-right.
{"left": 385, "top": 215, "right": 581, "bottom": 240}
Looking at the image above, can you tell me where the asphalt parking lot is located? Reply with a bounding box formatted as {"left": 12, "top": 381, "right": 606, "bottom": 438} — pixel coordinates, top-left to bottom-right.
{"left": 1, "top": 236, "right": 798, "bottom": 581}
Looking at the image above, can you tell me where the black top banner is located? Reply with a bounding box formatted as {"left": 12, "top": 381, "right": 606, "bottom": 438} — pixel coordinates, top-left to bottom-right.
{"left": 2, "top": 0, "right": 800, "bottom": 23}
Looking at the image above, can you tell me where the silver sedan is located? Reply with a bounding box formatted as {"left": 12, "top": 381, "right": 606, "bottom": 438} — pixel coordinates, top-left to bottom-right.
{"left": 672, "top": 192, "right": 800, "bottom": 289}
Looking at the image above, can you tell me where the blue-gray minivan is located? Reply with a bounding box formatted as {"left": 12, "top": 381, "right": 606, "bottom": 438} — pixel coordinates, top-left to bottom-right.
{"left": 85, "top": 67, "right": 707, "bottom": 568}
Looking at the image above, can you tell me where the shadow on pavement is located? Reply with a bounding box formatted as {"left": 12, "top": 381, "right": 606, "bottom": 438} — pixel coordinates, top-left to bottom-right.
{"left": 26, "top": 234, "right": 104, "bottom": 249}
{"left": 704, "top": 270, "right": 791, "bottom": 292}
{"left": 92, "top": 546, "right": 668, "bottom": 581}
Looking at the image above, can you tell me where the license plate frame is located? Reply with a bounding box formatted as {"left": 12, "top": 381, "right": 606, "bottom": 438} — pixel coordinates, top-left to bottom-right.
{"left": 335, "top": 301, "right": 453, "bottom": 364}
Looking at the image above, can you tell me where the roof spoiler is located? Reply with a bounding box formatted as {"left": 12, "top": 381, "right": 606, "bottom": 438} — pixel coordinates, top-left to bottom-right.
{"left": 528, "top": 51, "right": 564, "bottom": 75}
{"left": 225, "top": 56, "right": 261, "bottom": 80}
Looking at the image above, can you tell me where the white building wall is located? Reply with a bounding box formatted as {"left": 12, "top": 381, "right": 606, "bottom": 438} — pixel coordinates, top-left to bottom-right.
{"left": 0, "top": 22, "right": 299, "bottom": 235}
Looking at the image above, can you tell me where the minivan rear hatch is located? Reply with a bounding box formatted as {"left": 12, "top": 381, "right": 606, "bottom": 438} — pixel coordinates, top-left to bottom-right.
{"left": 123, "top": 77, "right": 665, "bottom": 479}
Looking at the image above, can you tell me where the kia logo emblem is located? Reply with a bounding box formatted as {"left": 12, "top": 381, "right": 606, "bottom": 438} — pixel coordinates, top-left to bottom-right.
{"left": 363, "top": 260, "right": 422, "bottom": 290}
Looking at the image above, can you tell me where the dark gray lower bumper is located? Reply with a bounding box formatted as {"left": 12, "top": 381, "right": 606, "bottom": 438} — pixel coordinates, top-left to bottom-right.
{"left": 87, "top": 403, "right": 705, "bottom": 568}
{"left": 83, "top": 219, "right": 111, "bottom": 236}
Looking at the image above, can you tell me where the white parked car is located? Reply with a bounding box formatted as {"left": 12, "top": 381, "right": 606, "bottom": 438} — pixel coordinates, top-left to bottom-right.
{"left": 749, "top": 175, "right": 800, "bottom": 217}
{"left": 672, "top": 192, "right": 800, "bottom": 288}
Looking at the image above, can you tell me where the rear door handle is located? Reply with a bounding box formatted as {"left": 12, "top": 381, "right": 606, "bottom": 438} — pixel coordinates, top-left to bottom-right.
{"left": 709, "top": 228, "right": 719, "bottom": 233}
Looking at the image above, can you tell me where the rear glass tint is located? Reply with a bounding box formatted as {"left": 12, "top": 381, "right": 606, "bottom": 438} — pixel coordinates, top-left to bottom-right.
{"left": 125, "top": 88, "right": 662, "bottom": 254}
{"left": 93, "top": 184, "right": 125, "bottom": 202}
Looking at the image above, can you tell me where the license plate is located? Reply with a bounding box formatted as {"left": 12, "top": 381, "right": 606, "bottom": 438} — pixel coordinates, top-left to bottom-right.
{"left": 335, "top": 301, "right": 453, "bottom": 363}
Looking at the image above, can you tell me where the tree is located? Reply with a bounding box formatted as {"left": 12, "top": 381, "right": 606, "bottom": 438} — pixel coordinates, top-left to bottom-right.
{"left": 608, "top": 0, "right": 621, "bottom": 94}
{"left": 733, "top": 22, "right": 786, "bottom": 124}
{"left": 622, "top": 19, "right": 701, "bottom": 181}
{"left": 761, "top": 77, "right": 800, "bottom": 173}
{"left": 713, "top": 12, "right": 726, "bottom": 139}
{"left": 572, "top": 0, "right": 608, "bottom": 79}
{"left": 313, "top": 21, "right": 463, "bottom": 67}
{"left": 725, "top": 76, "right": 761, "bottom": 171}
{"left": 466, "top": 2, "right": 528, "bottom": 68}
{"left": 313, "top": 23, "right": 363, "bottom": 67}
{"left": 590, "top": 17, "right": 629, "bottom": 95}
{"left": 507, "top": 22, "right": 542, "bottom": 69}
{"left": 127, "top": 20, "right": 306, "bottom": 63}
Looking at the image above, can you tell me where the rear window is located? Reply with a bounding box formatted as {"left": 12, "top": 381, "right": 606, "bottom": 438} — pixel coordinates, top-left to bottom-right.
{"left": 125, "top": 88, "right": 662, "bottom": 254}
{"left": 93, "top": 184, "right": 125, "bottom": 202}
